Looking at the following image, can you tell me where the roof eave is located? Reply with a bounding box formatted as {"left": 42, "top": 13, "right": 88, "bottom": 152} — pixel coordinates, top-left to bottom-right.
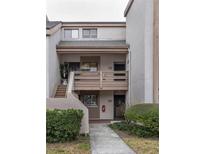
{"left": 56, "top": 45, "right": 129, "bottom": 49}
{"left": 62, "top": 22, "right": 126, "bottom": 28}
{"left": 46, "top": 22, "right": 62, "bottom": 36}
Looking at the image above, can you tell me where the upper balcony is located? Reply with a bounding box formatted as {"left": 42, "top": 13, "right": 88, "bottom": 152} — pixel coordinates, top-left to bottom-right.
{"left": 58, "top": 53, "right": 128, "bottom": 91}
{"left": 73, "top": 71, "right": 128, "bottom": 91}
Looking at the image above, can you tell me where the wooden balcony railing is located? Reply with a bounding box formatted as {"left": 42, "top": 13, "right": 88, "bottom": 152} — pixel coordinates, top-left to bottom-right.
{"left": 73, "top": 71, "right": 128, "bottom": 90}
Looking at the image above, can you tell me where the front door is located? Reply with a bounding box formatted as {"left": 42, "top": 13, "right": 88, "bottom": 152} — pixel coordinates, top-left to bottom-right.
{"left": 114, "top": 95, "right": 125, "bottom": 119}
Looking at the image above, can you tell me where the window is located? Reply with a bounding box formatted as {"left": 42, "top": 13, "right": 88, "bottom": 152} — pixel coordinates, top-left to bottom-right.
{"left": 114, "top": 62, "right": 126, "bottom": 81}
{"left": 64, "top": 29, "right": 79, "bottom": 39}
{"left": 83, "top": 29, "right": 97, "bottom": 38}
{"left": 114, "top": 62, "right": 126, "bottom": 71}
{"left": 81, "top": 62, "right": 98, "bottom": 72}
{"left": 82, "top": 95, "right": 97, "bottom": 107}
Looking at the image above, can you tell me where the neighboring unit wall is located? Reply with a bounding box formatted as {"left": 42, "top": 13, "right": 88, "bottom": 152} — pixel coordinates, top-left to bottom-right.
{"left": 46, "top": 29, "right": 61, "bottom": 98}
{"left": 126, "top": 0, "right": 154, "bottom": 104}
{"left": 144, "top": 0, "right": 154, "bottom": 103}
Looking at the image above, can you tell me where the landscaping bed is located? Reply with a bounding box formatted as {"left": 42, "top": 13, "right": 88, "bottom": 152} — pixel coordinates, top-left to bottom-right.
{"left": 109, "top": 104, "right": 159, "bottom": 153}
{"left": 46, "top": 109, "right": 90, "bottom": 154}
{"left": 113, "top": 129, "right": 158, "bottom": 154}
{"left": 124, "top": 103, "right": 159, "bottom": 137}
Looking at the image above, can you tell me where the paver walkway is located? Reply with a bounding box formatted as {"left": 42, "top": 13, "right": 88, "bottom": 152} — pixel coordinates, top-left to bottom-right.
{"left": 89, "top": 123, "right": 136, "bottom": 154}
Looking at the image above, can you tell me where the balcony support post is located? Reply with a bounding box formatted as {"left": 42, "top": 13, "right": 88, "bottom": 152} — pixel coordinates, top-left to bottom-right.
{"left": 100, "top": 71, "right": 103, "bottom": 89}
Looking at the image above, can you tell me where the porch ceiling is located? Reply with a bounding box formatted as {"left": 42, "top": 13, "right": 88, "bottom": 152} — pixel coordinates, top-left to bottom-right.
{"left": 56, "top": 40, "right": 129, "bottom": 54}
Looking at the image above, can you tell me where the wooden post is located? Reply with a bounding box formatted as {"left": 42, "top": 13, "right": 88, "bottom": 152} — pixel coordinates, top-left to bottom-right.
{"left": 100, "top": 71, "right": 102, "bottom": 89}
{"left": 67, "top": 71, "right": 75, "bottom": 96}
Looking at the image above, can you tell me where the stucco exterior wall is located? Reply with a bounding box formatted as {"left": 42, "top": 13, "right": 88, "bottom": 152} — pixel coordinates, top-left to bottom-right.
{"left": 99, "top": 91, "right": 114, "bottom": 119}
{"left": 144, "top": 0, "right": 154, "bottom": 103}
{"left": 61, "top": 27, "right": 126, "bottom": 41}
{"left": 59, "top": 54, "right": 126, "bottom": 71}
{"left": 46, "top": 29, "right": 61, "bottom": 98}
{"left": 126, "top": 0, "right": 154, "bottom": 104}
{"left": 100, "top": 54, "right": 126, "bottom": 71}
{"left": 97, "top": 27, "right": 126, "bottom": 40}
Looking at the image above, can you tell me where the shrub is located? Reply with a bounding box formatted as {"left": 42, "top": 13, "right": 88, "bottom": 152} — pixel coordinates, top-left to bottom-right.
{"left": 110, "top": 104, "right": 159, "bottom": 138}
{"left": 109, "top": 122, "right": 130, "bottom": 132}
{"left": 125, "top": 104, "right": 159, "bottom": 137}
{"left": 46, "top": 109, "right": 84, "bottom": 143}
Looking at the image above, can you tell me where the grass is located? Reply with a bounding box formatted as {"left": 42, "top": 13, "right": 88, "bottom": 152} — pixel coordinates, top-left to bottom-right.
{"left": 46, "top": 135, "right": 91, "bottom": 154}
{"left": 112, "top": 128, "right": 159, "bottom": 154}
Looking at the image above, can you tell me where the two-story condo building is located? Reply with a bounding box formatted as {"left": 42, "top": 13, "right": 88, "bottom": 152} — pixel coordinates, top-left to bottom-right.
{"left": 46, "top": 0, "right": 159, "bottom": 128}
{"left": 47, "top": 21, "right": 129, "bottom": 121}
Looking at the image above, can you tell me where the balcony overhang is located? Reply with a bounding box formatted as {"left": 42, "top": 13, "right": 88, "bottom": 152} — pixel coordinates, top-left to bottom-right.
{"left": 56, "top": 40, "right": 129, "bottom": 54}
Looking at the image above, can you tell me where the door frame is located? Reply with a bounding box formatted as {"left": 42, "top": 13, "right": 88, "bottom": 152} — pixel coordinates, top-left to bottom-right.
{"left": 113, "top": 94, "right": 126, "bottom": 119}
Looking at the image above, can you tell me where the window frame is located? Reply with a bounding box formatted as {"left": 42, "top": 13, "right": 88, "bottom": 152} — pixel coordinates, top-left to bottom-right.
{"left": 64, "top": 29, "right": 79, "bottom": 39}
{"left": 82, "top": 28, "right": 97, "bottom": 38}
{"left": 81, "top": 62, "right": 98, "bottom": 72}
{"left": 82, "top": 94, "right": 98, "bottom": 107}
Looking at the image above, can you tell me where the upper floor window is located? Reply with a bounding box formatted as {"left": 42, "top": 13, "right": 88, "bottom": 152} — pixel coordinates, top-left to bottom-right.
{"left": 81, "top": 62, "right": 98, "bottom": 72}
{"left": 64, "top": 29, "right": 79, "bottom": 39}
{"left": 83, "top": 29, "right": 97, "bottom": 38}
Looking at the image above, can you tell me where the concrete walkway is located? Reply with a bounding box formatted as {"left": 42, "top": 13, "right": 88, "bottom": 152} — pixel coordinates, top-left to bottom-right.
{"left": 89, "top": 124, "right": 136, "bottom": 154}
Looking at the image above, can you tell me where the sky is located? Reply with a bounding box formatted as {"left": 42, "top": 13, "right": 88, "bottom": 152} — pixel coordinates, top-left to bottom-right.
{"left": 47, "top": 0, "right": 129, "bottom": 21}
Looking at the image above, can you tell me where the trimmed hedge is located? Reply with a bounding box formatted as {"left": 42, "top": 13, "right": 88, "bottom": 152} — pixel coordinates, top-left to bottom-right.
{"left": 46, "top": 109, "right": 83, "bottom": 143}
{"left": 110, "top": 104, "right": 159, "bottom": 138}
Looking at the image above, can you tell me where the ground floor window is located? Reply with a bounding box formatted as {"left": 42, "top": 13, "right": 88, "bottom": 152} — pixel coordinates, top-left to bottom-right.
{"left": 82, "top": 95, "right": 97, "bottom": 107}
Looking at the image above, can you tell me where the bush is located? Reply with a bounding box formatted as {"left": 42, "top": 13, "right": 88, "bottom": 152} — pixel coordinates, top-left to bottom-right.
{"left": 110, "top": 104, "right": 159, "bottom": 138}
{"left": 109, "top": 122, "right": 130, "bottom": 131}
{"left": 46, "top": 109, "right": 84, "bottom": 143}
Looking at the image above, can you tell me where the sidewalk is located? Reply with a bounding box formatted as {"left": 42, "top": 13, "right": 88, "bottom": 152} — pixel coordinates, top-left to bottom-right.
{"left": 89, "top": 123, "right": 136, "bottom": 154}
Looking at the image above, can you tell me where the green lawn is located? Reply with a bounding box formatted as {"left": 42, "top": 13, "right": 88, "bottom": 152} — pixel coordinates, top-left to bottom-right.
{"left": 46, "top": 136, "right": 91, "bottom": 154}
{"left": 113, "top": 129, "right": 159, "bottom": 154}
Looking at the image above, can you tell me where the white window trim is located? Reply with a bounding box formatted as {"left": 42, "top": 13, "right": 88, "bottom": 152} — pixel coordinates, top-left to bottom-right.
{"left": 82, "top": 29, "right": 97, "bottom": 39}
{"left": 64, "top": 29, "right": 79, "bottom": 40}
{"left": 83, "top": 95, "right": 98, "bottom": 107}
